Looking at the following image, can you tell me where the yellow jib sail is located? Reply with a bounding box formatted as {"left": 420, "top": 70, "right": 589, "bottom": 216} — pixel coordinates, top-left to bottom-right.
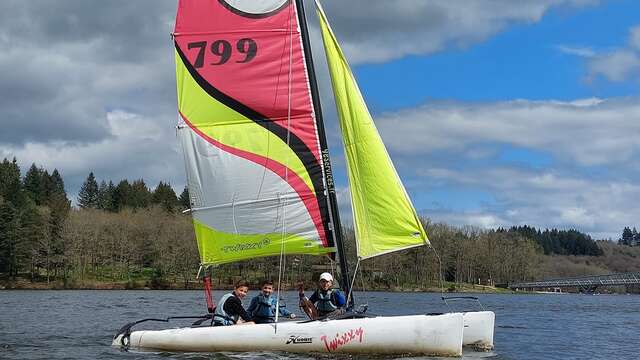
{"left": 316, "top": 1, "right": 429, "bottom": 259}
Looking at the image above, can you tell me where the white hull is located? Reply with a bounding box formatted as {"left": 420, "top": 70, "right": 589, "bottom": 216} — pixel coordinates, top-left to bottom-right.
{"left": 462, "top": 311, "right": 495, "bottom": 350}
{"left": 114, "top": 313, "right": 464, "bottom": 356}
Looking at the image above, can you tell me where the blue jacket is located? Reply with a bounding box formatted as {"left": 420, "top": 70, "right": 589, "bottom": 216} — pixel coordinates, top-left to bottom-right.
{"left": 247, "top": 293, "right": 291, "bottom": 323}
{"left": 309, "top": 288, "right": 346, "bottom": 315}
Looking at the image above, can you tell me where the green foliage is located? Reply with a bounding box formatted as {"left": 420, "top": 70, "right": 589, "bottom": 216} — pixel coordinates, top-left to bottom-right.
{"left": 178, "top": 186, "right": 190, "bottom": 210}
{"left": 129, "top": 179, "right": 152, "bottom": 208}
{"left": 152, "top": 181, "right": 178, "bottom": 212}
{"left": 77, "top": 172, "right": 99, "bottom": 209}
{"left": 0, "top": 199, "right": 18, "bottom": 275}
{"left": 0, "top": 157, "right": 70, "bottom": 281}
{"left": 96, "top": 180, "right": 116, "bottom": 211}
{"left": 0, "top": 158, "right": 23, "bottom": 206}
{"left": 621, "top": 227, "right": 634, "bottom": 246}
{"left": 501, "top": 225, "right": 603, "bottom": 256}
{"left": 23, "top": 164, "right": 46, "bottom": 205}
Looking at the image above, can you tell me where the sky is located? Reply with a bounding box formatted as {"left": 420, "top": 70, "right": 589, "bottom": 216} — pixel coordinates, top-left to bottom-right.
{"left": 1, "top": 0, "right": 639, "bottom": 240}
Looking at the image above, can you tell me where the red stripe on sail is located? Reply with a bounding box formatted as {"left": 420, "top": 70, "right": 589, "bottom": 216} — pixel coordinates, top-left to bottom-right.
{"left": 180, "top": 111, "right": 329, "bottom": 248}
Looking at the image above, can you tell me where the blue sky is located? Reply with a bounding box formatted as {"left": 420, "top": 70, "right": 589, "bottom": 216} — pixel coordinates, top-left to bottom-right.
{"left": 1, "top": 0, "right": 639, "bottom": 240}
{"left": 356, "top": 0, "right": 638, "bottom": 108}
{"left": 313, "top": 0, "right": 640, "bottom": 239}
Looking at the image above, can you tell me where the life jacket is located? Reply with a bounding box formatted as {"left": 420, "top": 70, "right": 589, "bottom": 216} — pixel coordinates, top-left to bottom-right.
{"left": 313, "top": 289, "right": 338, "bottom": 314}
{"left": 213, "top": 293, "right": 238, "bottom": 326}
{"left": 252, "top": 294, "right": 276, "bottom": 320}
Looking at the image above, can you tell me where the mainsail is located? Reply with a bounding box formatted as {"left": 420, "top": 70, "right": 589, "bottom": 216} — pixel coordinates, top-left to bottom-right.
{"left": 315, "top": 1, "right": 429, "bottom": 259}
{"left": 174, "top": 0, "right": 340, "bottom": 265}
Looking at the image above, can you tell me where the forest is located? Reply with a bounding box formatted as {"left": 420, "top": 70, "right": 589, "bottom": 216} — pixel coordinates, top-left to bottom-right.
{"left": 1, "top": 157, "right": 637, "bottom": 291}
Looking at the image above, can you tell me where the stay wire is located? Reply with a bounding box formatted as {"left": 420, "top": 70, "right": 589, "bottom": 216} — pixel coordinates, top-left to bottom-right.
{"left": 275, "top": 1, "right": 296, "bottom": 330}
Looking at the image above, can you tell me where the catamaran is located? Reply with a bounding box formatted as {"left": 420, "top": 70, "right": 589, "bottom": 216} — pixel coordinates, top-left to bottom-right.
{"left": 113, "top": 0, "right": 494, "bottom": 356}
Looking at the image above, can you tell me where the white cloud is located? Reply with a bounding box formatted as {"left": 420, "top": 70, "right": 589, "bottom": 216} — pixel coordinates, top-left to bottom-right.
{"left": 314, "top": 0, "right": 599, "bottom": 64}
{"left": 629, "top": 25, "right": 640, "bottom": 50}
{"left": 419, "top": 165, "right": 638, "bottom": 239}
{"left": 0, "top": 110, "right": 184, "bottom": 201}
{"left": 588, "top": 50, "right": 640, "bottom": 82}
{"left": 375, "top": 97, "right": 640, "bottom": 167}
{"left": 584, "top": 25, "right": 640, "bottom": 82}
{"left": 556, "top": 45, "right": 595, "bottom": 57}
{"left": 360, "top": 96, "right": 640, "bottom": 239}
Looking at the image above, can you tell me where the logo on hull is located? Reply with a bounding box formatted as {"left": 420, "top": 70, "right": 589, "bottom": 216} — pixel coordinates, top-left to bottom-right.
{"left": 321, "top": 327, "right": 365, "bottom": 352}
{"left": 286, "top": 335, "right": 313, "bottom": 344}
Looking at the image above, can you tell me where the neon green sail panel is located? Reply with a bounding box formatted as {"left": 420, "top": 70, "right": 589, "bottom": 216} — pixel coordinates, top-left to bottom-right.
{"left": 316, "top": 1, "right": 429, "bottom": 259}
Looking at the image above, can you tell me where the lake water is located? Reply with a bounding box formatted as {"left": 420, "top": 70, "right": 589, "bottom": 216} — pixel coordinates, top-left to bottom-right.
{"left": 0, "top": 290, "right": 637, "bottom": 359}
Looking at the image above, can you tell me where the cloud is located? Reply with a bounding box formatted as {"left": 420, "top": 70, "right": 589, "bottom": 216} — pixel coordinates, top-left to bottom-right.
{"left": 0, "top": 110, "right": 185, "bottom": 201}
{"left": 375, "top": 97, "right": 640, "bottom": 167}
{"left": 0, "top": 1, "right": 177, "bottom": 146}
{"left": 629, "top": 25, "right": 640, "bottom": 50}
{"left": 583, "top": 25, "right": 640, "bottom": 82}
{"left": 366, "top": 97, "right": 640, "bottom": 239}
{"left": 418, "top": 165, "right": 638, "bottom": 239}
{"left": 314, "top": 0, "right": 599, "bottom": 64}
{"left": 556, "top": 45, "right": 595, "bottom": 57}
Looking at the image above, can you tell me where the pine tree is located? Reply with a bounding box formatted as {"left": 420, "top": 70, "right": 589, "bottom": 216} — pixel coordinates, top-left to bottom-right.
{"left": 77, "top": 172, "right": 99, "bottom": 209}
{"left": 152, "top": 181, "right": 178, "bottom": 212}
{"left": 633, "top": 227, "right": 640, "bottom": 247}
{"left": 621, "top": 227, "right": 634, "bottom": 246}
{"left": 129, "top": 179, "right": 151, "bottom": 209}
{"left": 47, "top": 191, "right": 70, "bottom": 281}
{"left": 23, "top": 163, "right": 45, "bottom": 205}
{"left": 112, "top": 180, "right": 131, "bottom": 211}
{"left": 48, "top": 169, "right": 66, "bottom": 198}
{"left": 96, "top": 180, "right": 114, "bottom": 211}
{"left": 0, "top": 158, "right": 23, "bottom": 207}
{"left": 0, "top": 199, "right": 19, "bottom": 276}
{"left": 178, "top": 186, "right": 190, "bottom": 210}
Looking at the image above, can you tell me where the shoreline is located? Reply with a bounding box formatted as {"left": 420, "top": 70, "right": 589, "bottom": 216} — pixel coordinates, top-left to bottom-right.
{"left": 0, "top": 278, "right": 514, "bottom": 293}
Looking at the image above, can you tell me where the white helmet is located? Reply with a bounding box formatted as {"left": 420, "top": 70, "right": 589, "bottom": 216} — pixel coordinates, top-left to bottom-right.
{"left": 319, "top": 272, "right": 333, "bottom": 282}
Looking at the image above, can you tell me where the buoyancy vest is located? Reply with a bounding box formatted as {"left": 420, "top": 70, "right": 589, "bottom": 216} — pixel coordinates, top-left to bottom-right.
{"left": 314, "top": 289, "right": 338, "bottom": 314}
{"left": 253, "top": 294, "right": 275, "bottom": 320}
{"left": 213, "top": 293, "right": 238, "bottom": 325}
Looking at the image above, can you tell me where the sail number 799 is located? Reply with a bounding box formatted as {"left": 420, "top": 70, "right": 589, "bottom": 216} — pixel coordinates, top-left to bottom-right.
{"left": 187, "top": 39, "right": 257, "bottom": 67}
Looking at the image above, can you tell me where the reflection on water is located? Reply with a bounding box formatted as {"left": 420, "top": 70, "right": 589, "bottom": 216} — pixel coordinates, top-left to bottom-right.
{"left": 0, "top": 290, "right": 638, "bottom": 359}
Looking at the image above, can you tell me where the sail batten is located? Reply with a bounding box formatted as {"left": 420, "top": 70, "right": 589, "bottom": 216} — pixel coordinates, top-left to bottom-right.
{"left": 315, "top": 1, "right": 429, "bottom": 260}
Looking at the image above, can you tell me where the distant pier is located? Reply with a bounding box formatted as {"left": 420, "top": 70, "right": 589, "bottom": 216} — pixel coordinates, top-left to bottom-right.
{"left": 509, "top": 272, "right": 640, "bottom": 292}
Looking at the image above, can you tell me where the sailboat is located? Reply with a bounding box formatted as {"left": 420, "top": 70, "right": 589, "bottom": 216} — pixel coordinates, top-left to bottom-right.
{"left": 112, "top": 0, "right": 494, "bottom": 356}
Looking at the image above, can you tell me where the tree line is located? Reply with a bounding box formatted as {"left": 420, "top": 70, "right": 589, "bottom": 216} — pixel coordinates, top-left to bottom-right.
{"left": 0, "top": 157, "right": 622, "bottom": 291}
{"left": 497, "top": 225, "right": 603, "bottom": 256}
{"left": 620, "top": 227, "right": 640, "bottom": 247}
{"left": 77, "top": 172, "right": 190, "bottom": 213}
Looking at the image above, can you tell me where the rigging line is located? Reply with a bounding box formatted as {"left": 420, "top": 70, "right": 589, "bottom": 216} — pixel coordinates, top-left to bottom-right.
{"left": 430, "top": 243, "right": 446, "bottom": 297}
{"left": 346, "top": 258, "right": 361, "bottom": 307}
{"left": 275, "top": 1, "right": 296, "bottom": 330}
{"left": 359, "top": 261, "right": 368, "bottom": 307}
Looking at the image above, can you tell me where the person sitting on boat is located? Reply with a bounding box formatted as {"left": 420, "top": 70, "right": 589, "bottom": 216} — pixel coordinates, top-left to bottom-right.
{"left": 213, "top": 280, "right": 254, "bottom": 326}
{"left": 308, "top": 272, "right": 346, "bottom": 318}
{"left": 247, "top": 280, "right": 296, "bottom": 324}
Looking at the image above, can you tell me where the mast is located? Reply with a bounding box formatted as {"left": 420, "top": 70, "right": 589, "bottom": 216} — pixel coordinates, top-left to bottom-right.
{"left": 295, "top": 0, "right": 353, "bottom": 305}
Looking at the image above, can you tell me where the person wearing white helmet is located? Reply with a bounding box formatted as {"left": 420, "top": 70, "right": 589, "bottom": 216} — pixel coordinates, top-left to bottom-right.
{"left": 307, "top": 272, "right": 346, "bottom": 318}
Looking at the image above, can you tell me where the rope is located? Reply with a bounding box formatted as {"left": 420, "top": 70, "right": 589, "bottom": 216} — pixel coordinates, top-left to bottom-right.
{"left": 430, "top": 244, "right": 445, "bottom": 296}
{"left": 346, "top": 258, "right": 360, "bottom": 307}
{"left": 274, "top": 1, "right": 296, "bottom": 330}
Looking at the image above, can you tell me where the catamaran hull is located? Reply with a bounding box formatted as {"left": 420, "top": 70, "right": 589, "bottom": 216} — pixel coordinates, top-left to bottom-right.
{"left": 113, "top": 313, "right": 464, "bottom": 356}
{"left": 462, "top": 311, "right": 495, "bottom": 350}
